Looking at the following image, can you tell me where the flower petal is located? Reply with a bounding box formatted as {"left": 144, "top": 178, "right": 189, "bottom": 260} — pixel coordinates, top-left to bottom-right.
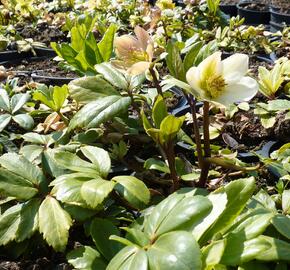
{"left": 213, "top": 76, "right": 258, "bottom": 107}
{"left": 134, "top": 26, "right": 150, "bottom": 51}
{"left": 115, "top": 36, "right": 139, "bottom": 58}
{"left": 128, "top": 61, "right": 150, "bottom": 75}
{"left": 222, "top": 53, "right": 249, "bottom": 84}
{"left": 198, "top": 51, "right": 223, "bottom": 82}
{"left": 186, "top": 66, "right": 205, "bottom": 98}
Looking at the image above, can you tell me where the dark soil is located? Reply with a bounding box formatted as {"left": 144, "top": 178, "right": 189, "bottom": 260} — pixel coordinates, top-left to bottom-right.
{"left": 240, "top": 3, "right": 269, "bottom": 12}
{"left": 224, "top": 109, "right": 290, "bottom": 148}
{"left": 220, "top": 0, "right": 239, "bottom": 5}
{"left": 248, "top": 56, "right": 273, "bottom": 77}
{"left": 4, "top": 58, "right": 78, "bottom": 85}
{"left": 16, "top": 22, "right": 68, "bottom": 46}
{"left": 275, "top": 46, "right": 290, "bottom": 59}
{"left": 271, "top": 0, "right": 290, "bottom": 14}
{"left": 0, "top": 258, "right": 71, "bottom": 270}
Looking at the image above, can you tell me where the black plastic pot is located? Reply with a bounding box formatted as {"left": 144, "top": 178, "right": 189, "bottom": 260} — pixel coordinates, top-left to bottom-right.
{"left": 270, "top": 6, "right": 290, "bottom": 25}
{"left": 219, "top": 4, "right": 237, "bottom": 17}
{"left": 0, "top": 50, "right": 33, "bottom": 62}
{"left": 31, "top": 73, "right": 78, "bottom": 86}
{"left": 172, "top": 101, "right": 203, "bottom": 116}
{"left": 34, "top": 47, "right": 57, "bottom": 58}
{"left": 237, "top": 2, "right": 270, "bottom": 25}
{"left": 168, "top": 87, "right": 188, "bottom": 115}
{"left": 237, "top": 141, "right": 280, "bottom": 163}
{"left": 270, "top": 20, "right": 285, "bottom": 32}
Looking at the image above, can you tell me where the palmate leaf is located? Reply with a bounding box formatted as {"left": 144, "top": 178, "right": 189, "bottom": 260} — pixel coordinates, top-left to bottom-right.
{"left": 0, "top": 168, "right": 39, "bottom": 200}
{"left": 90, "top": 218, "right": 123, "bottom": 261}
{"left": 81, "top": 179, "right": 115, "bottom": 208}
{"left": 144, "top": 193, "right": 212, "bottom": 238}
{"left": 200, "top": 177, "right": 256, "bottom": 244}
{"left": 68, "top": 75, "right": 120, "bottom": 104}
{"left": 147, "top": 231, "right": 202, "bottom": 270}
{"left": 95, "top": 63, "right": 128, "bottom": 90}
{"left": 67, "top": 245, "right": 107, "bottom": 270}
{"left": 108, "top": 231, "right": 202, "bottom": 270}
{"left": 0, "top": 153, "right": 46, "bottom": 186}
{"left": 12, "top": 114, "right": 34, "bottom": 130}
{"left": 68, "top": 95, "right": 131, "bottom": 131}
{"left": 38, "top": 196, "right": 72, "bottom": 252}
{"left": 80, "top": 146, "right": 111, "bottom": 178}
{"left": 112, "top": 176, "right": 150, "bottom": 209}
{"left": 0, "top": 199, "right": 40, "bottom": 245}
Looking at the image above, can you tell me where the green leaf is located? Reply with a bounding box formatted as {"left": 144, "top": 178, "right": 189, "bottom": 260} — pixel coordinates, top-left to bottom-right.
{"left": 252, "top": 189, "right": 277, "bottom": 212}
{"left": 192, "top": 188, "right": 228, "bottom": 241}
{"left": 53, "top": 151, "right": 100, "bottom": 175}
{"left": 0, "top": 88, "right": 10, "bottom": 111}
{"left": 0, "top": 199, "right": 40, "bottom": 245}
{"left": 10, "top": 93, "right": 30, "bottom": 114}
{"left": 0, "top": 203, "right": 22, "bottom": 245}
{"left": 221, "top": 235, "right": 272, "bottom": 265}
{"left": 12, "top": 114, "right": 34, "bottom": 130}
{"left": 80, "top": 146, "right": 111, "bottom": 178}
{"left": 68, "top": 75, "right": 120, "bottom": 104}
{"left": 53, "top": 85, "right": 68, "bottom": 111}
{"left": 0, "top": 114, "right": 12, "bottom": 132}
{"left": 95, "top": 62, "right": 128, "bottom": 90}
{"left": 112, "top": 176, "right": 150, "bottom": 209}
{"left": 16, "top": 199, "right": 40, "bottom": 242}
{"left": 147, "top": 231, "right": 202, "bottom": 270}
{"left": 183, "top": 41, "right": 204, "bottom": 72}
{"left": 67, "top": 246, "right": 107, "bottom": 270}
{"left": 90, "top": 218, "right": 123, "bottom": 261}
{"left": 124, "top": 228, "right": 150, "bottom": 247}
{"left": 20, "top": 145, "right": 43, "bottom": 162}
{"left": 271, "top": 214, "right": 290, "bottom": 240}
{"left": 97, "top": 24, "right": 117, "bottom": 62}
{"left": 267, "top": 99, "right": 290, "bottom": 111}
{"left": 202, "top": 239, "right": 226, "bottom": 268}
{"left": 39, "top": 196, "right": 72, "bottom": 252}
{"left": 81, "top": 179, "right": 115, "bottom": 208}
{"left": 260, "top": 115, "right": 276, "bottom": 129}
{"left": 254, "top": 236, "right": 290, "bottom": 262}
{"left": 226, "top": 208, "right": 273, "bottom": 240}
{"left": 68, "top": 96, "right": 131, "bottom": 131}
{"left": 144, "top": 193, "right": 212, "bottom": 238}
{"left": 107, "top": 246, "right": 145, "bottom": 270}
{"left": 0, "top": 168, "right": 38, "bottom": 200}
{"left": 152, "top": 95, "right": 168, "bottom": 128}
{"left": 200, "top": 177, "right": 256, "bottom": 243}
{"left": 0, "top": 153, "right": 46, "bottom": 186}
{"left": 51, "top": 176, "right": 88, "bottom": 206}
{"left": 166, "top": 41, "right": 186, "bottom": 81}
{"left": 160, "top": 115, "right": 185, "bottom": 144}
{"left": 144, "top": 158, "right": 170, "bottom": 174}
{"left": 282, "top": 190, "right": 290, "bottom": 214}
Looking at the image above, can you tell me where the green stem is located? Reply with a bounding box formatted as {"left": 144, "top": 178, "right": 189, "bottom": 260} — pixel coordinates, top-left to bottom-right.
{"left": 187, "top": 95, "right": 204, "bottom": 171}
{"left": 198, "top": 101, "right": 210, "bottom": 188}
{"left": 57, "top": 111, "right": 69, "bottom": 126}
{"left": 165, "top": 141, "right": 179, "bottom": 192}
{"left": 149, "top": 66, "right": 163, "bottom": 97}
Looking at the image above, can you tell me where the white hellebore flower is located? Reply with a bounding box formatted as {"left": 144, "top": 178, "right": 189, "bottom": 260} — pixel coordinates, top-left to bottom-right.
{"left": 186, "top": 52, "right": 258, "bottom": 107}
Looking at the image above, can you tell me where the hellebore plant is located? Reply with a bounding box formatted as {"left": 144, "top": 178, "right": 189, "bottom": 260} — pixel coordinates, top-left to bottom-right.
{"left": 186, "top": 52, "right": 259, "bottom": 187}
{"left": 113, "top": 26, "right": 163, "bottom": 96}
{"left": 114, "top": 25, "right": 154, "bottom": 76}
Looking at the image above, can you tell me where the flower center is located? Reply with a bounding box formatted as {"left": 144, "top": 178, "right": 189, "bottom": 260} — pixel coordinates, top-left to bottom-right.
{"left": 202, "top": 75, "right": 226, "bottom": 99}
{"left": 132, "top": 50, "right": 149, "bottom": 62}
